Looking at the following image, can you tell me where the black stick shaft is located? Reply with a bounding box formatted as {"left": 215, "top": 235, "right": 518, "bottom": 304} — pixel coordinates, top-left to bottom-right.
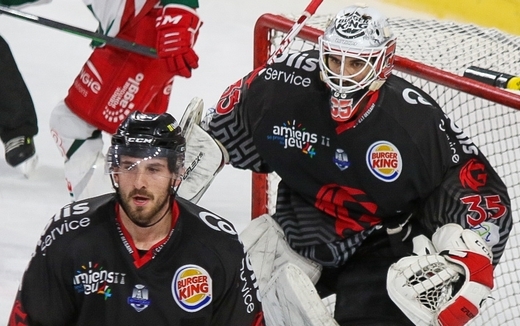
{"left": 0, "top": 5, "right": 157, "bottom": 58}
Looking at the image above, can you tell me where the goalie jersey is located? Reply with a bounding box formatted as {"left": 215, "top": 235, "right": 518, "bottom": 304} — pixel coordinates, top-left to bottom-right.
{"left": 207, "top": 49, "right": 512, "bottom": 268}
{"left": 9, "top": 194, "right": 263, "bottom": 326}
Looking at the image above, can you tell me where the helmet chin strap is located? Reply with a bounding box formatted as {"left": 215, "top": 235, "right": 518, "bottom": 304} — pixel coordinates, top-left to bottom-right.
{"left": 136, "top": 203, "right": 171, "bottom": 228}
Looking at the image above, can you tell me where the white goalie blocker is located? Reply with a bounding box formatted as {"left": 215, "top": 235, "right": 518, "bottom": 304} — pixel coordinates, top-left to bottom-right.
{"left": 176, "top": 97, "right": 228, "bottom": 203}
{"left": 387, "top": 224, "right": 494, "bottom": 326}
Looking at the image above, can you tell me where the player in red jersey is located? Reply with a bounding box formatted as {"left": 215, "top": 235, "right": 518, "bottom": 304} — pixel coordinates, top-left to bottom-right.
{"left": 0, "top": 0, "right": 203, "bottom": 200}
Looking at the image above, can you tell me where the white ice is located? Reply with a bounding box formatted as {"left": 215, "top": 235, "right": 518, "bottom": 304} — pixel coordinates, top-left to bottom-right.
{"left": 0, "top": 0, "right": 432, "bottom": 319}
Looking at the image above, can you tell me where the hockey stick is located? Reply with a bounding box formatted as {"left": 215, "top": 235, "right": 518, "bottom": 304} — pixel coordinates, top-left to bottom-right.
{"left": 266, "top": 0, "right": 323, "bottom": 64}
{"left": 463, "top": 66, "right": 520, "bottom": 91}
{"left": 0, "top": 5, "right": 157, "bottom": 58}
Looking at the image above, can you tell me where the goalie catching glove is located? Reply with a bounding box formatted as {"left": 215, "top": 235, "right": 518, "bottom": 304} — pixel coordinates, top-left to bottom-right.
{"left": 387, "top": 223, "right": 493, "bottom": 326}
{"left": 156, "top": 4, "right": 202, "bottom": 77}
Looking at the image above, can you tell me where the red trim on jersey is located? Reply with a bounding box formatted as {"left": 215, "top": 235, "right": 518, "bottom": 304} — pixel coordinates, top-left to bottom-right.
{"left": 8, "top": 300, "right": 28, "bottom": 326}
{"left": 335, "top": 91, "right": 380, "bottom": 134}
{"left": 116, "top": 200, "right": 180, "bottom": 268}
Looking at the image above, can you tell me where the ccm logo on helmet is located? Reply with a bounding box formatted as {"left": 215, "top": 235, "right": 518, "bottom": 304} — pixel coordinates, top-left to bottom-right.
{"left": 126, "top": 137, "right": 153, "bottom": 144}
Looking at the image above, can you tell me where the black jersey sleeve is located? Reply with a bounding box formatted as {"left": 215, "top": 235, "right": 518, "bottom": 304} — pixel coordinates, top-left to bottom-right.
{"left": 9, "top": 212, "right": 77, "bottom": 326}
{"left": 210, "top": 252, "right": 264, "bottom": 325}
{"left": 207, "top": 68, "right": 273, "bottom": 173}
{"left": 417, "top": 112, "right": 512, "bottom": 266}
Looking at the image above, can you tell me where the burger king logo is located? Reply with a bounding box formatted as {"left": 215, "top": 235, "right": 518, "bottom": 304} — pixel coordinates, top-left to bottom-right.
{"left": 366, "top": 141, "right": 402, "bottom": 182}
{"left": 172, "top": 265, "right": 212, "bottom": 312}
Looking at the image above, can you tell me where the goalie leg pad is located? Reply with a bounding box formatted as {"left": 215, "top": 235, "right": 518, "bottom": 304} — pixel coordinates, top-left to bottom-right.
{"left": 241, "top": 215, "right": 333, "bottom": 325}
{"left": 240, "top": 214, "right": 322, "bottom": 294}
{"left": 262, "top": 263, "right": 338, "bottom": 326}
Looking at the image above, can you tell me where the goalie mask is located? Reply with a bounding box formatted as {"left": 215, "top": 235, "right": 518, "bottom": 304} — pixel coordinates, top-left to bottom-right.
{"left": 318, "top": 5, "right": 396, "bottom": 122}
{"left": 106, "top": 111, "right": 186, "bottom": 193}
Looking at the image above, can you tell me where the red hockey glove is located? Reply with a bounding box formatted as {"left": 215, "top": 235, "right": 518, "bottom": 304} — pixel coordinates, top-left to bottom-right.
{"left": 155, "top": 4, "right": 202, "bottom": 77}
{"left": 432, "top": 225, "right": 494, "bottom": 326}
{"left": 434, "top": 250, "right": 493, "bottom": 326}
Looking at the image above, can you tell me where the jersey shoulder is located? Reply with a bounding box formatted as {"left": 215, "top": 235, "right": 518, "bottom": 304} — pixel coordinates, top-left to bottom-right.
{"left": 175, "top": 198, "right": 245, "bottom": 259}
{"left": 261, "top": 49, "right": 322, "bottom": 82}
{"left": 384, "top": 75, "right": 443, "bottom": 111}
{"left": 380, "top": 74, "right": 447, "bottom": 129}
{"left": 36, "top": 193, "right": 116, "bottom": 256}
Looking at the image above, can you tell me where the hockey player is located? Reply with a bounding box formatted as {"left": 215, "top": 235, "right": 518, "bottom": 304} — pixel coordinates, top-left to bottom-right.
{"left": 0, "top": 0, "right": 203, "bottom": 200}
{"left": 0, "top": 35, "right": 38, "bottom": 176}
{"left": 204, "top": 5, "right": 512, "bottom": 326}
{"left": 8, "top": 111, "right": 264, "bottom": 326}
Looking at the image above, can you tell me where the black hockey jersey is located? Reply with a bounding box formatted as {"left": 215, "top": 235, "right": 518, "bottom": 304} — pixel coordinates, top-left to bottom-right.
{"left": 9, "top": 194, "right": 263, "bottom": 326}
{"left": 208, "top": 49, "right": 511, "bottom": 268}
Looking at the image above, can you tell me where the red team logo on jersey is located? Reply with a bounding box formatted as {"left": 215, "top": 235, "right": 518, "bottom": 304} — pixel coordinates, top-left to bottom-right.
{"left": 459, "top": 158, "right": 487, "bottom": 191}
{"left": 459, "top": 158, "right": 507, "bottom": 226}
{"left": 8, "top": 300, "right": 28, "bottom": 326}
{"left": 172, "top": 265, "right": 212, "bottom": 312}
{"left": 316, "top": 184, "right": 380, "bottom": 236}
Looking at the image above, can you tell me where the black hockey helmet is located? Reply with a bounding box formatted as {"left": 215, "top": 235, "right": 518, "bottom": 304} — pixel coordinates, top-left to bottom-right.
{"left": 106, "top": 111, "right": 186, "bottom": 175}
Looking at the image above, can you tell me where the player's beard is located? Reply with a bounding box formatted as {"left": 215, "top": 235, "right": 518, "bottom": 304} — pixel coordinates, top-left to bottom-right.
{"left": 119, "top": 186, "right": 171, "bottom": 227}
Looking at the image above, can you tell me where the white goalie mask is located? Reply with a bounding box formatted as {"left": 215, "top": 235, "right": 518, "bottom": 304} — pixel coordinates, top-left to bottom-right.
{"left": 318, "top": 5, "right": 396, "bottom": 122}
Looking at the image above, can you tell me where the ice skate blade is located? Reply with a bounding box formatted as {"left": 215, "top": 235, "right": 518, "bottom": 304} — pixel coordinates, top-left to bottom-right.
{"left": 15, "top": 154, "right": 39, "bottom": 178}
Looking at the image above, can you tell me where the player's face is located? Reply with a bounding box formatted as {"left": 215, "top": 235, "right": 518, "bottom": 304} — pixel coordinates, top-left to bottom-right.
{"left": 113, "top": 155, "right": 175, "bottom": 227}
{"left": 327, "top": 55, "right": 371, "bottom": 84}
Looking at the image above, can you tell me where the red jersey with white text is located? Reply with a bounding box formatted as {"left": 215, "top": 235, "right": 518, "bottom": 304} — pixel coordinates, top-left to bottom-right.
{"left": 3, "top": 0, "right": 201, "bottom": 133}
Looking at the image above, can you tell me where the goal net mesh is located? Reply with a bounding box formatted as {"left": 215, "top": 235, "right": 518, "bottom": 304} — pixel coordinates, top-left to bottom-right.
{"left": 252, "top": 13, "right": 520, "bottom": 325}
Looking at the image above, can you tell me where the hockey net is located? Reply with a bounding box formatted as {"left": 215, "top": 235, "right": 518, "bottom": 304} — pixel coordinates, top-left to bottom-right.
{"left": 252, "top": 13, "right": 520, "bottom": 325}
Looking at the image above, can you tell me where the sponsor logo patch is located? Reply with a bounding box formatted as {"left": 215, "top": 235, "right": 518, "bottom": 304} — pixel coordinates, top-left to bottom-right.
{"left": 104, "top": 73, "right": 145, "bottom": 124}
{"left": 172, "top": 265, "right": 212, "bottom": 312}
{"left": 470, "top": 222, "right": 500, "bottom": 248}
{"left": 73, "top": 261, "right": 125, "bottom": 299}
{"left": 334, "top": 148, "right": 350, "bottom": 171}
{"left": 128, "top": 284, "right": 151, "bottom": 312}
{"left": 268, "top": 119, "right": 328, "bottom": 157}
{"left": 366, "top": 141, "right": 402, "bottom": 182}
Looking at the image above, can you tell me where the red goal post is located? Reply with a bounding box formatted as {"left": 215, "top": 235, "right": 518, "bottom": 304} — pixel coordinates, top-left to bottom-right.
{"left": 252, "top": 13, "right": 520, "bottom": 325}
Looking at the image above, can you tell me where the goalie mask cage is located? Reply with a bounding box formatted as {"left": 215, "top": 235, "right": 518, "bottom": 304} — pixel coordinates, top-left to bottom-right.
{"left": 252, "top": 13, "right": 520, "bottom": 325}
